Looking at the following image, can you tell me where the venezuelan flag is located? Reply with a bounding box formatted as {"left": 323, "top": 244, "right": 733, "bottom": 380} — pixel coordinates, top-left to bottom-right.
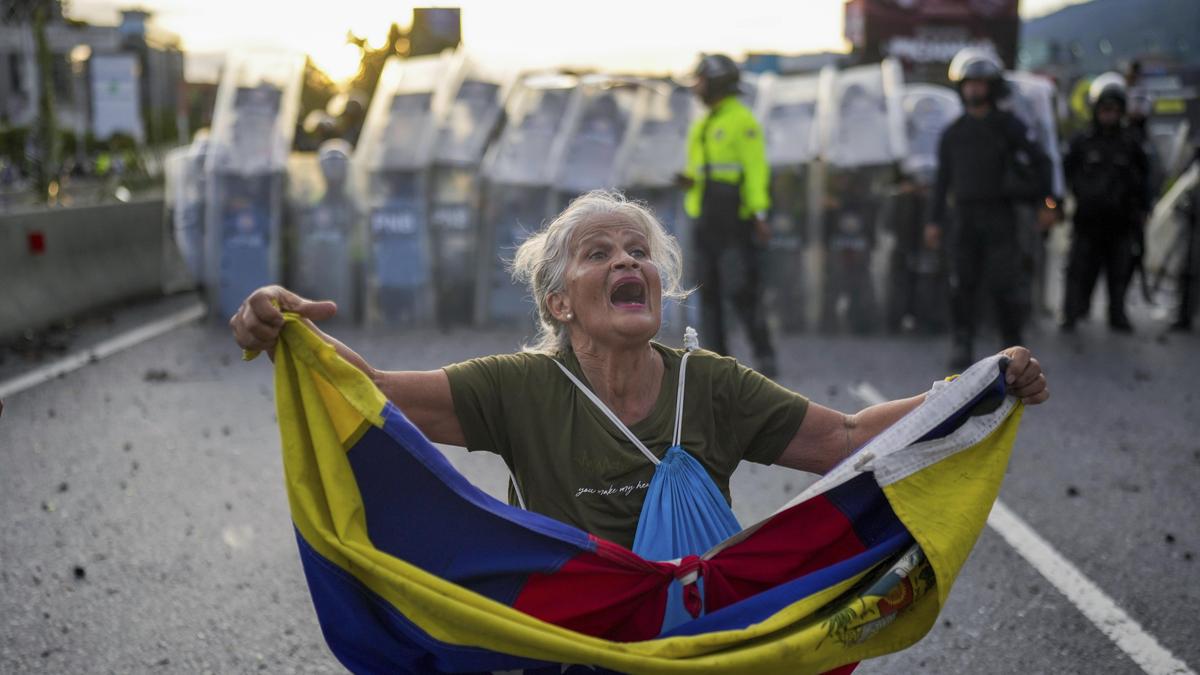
{"left": 268, "top": 315, "right": 1023, "bottom": 674}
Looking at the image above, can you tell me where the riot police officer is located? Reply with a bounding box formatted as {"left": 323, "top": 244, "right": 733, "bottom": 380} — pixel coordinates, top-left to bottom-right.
{"left": 1060, "top": 73, "right": 1150, "bottom": 333}
{"left": 290, "top": 139, "right": 360, "bottom": 322}
{"left": 679, "top": 54, "right": 776, "bottom": 376}
{"left": 925, "top": 49, "right": 1051, "bottom": 370}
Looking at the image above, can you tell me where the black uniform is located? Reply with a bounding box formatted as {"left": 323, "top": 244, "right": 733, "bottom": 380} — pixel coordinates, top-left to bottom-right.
{"left": 930, "top": 108, "right": 1049, "bottom": 359}
{"left": 1061, "top": 125, "right": 1149, "bottom": 329}
{"left": 694, "top": 187, "right": 775, "bottom": 367}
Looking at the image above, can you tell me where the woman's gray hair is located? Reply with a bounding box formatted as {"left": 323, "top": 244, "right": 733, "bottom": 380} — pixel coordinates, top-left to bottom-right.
{"left": 510, "top": 189, "right": 688, "bottom": 353}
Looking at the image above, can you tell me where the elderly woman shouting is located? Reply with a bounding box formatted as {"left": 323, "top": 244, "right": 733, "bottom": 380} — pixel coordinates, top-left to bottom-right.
{"left": 231, "top": 190, "right": 1048, "bottom": 556}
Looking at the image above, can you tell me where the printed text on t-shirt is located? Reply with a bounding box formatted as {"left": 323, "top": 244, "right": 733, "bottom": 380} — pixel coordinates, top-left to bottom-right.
{"left": 575, "top": 480, "right": 651, "bottom": 499}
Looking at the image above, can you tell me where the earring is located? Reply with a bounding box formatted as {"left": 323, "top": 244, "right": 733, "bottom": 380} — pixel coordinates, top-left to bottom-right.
{"left": 565, "top": 312, "right": 573, "bottom": 321}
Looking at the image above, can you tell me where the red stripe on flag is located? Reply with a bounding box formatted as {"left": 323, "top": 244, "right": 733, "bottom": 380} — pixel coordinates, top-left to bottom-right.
{"left": 703, "top": 495, "right": 869, "bottom": 613}
{"left": 514, "top": 495, "right": 879, "bottom": 639}
{"left": 513, "top": 536, "right": 675, "bottom": 641}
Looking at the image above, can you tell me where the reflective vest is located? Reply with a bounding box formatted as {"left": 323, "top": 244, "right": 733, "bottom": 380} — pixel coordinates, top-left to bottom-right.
{"left": 684, "top": 96, "right": 771, "bottom": 220}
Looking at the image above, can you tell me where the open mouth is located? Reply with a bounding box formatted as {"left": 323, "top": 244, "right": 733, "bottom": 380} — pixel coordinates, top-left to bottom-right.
{"left": 610, "top": 279, "right": 647, "bottom": 309}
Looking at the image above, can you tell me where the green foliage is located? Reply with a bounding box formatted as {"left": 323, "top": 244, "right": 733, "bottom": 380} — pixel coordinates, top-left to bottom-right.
{"left": 0, "top": 127, "right": 31, "bottom": 164}
{"left": 348, "top": 22, "right": 409, "bottom": 109}
{"left": 2, "top": 0, "right": 64, "bottom": 25}
{"left": 82, "top": 131, "right": 102, "bottom": 153}
{"left": 58, "top": 128, "right": 77, "bottom": 157}
{"left": 300, "top": 57, "right": 337, "bottom": 123}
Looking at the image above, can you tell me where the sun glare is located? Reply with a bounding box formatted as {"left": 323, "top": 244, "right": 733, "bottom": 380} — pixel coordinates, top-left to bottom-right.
{"left": 72, "top": 0, "right": 851, "bottom": 85}
{"left": 310, "top": 41, "right": 368, "bottom": 82}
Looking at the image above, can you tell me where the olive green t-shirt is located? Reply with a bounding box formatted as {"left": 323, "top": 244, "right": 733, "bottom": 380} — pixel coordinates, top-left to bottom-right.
{"left": 443, "top": 343, "right": 808, "bottom": 549}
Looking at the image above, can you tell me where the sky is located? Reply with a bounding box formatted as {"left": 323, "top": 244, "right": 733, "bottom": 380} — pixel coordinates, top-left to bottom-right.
{"left": 67, "top": 0, "right": 1094, "bottom": 83}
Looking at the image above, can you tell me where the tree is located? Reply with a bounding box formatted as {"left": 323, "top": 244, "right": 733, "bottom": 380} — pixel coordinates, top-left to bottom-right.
{"left": 347, "top": 22, "right": 409, "bottom": 109}
{"left": 3, "top": 0, "right": 64, "bottom": 198}
{"left": 300, "top": 57, "right": 337, "bottom": 124}
{"left": 1, "top": 0, "right": 64, "bottom": 25}
{"left": 31, "top": 0, "right": 59, "bottom": 198}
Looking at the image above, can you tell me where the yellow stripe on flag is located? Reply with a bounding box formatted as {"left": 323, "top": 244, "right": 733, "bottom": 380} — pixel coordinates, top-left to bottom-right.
{"left": 271, "top": 316, "right": 1024, "bottom": 674}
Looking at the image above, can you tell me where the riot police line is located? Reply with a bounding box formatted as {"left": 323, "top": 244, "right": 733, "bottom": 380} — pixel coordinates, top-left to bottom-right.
{"left": 162, "top": 48, "right": 1193, "bottom": 335}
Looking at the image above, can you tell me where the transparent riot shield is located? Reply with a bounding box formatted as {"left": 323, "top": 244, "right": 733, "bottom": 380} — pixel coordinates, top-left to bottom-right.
{"left": 817, "top": 60, "right": 907, "bottom": 169}
{"left": 901, "top": 84, "right": 960, "bottom": 180}
{"left": 1003, "top": 73, "right": 1064, "bottom": 198}
{"left": 436, "top": 57, "right": 509, "bottom": 168}
{"left": 758, "top": 72, "right": 821, "bottom": 332}
{"left": 429, "top": 54, "right": 511, "bottom": 329}
{"left": 180, "top": 136, "right": 211, "bottom": 284}
{"left": 1145, "top": 160, "right": 1198, "bottom": 313}
{"left": 1002, "top": 72, "right": 1064, "bottom": 318}
{"left": 428, "top": 166, "right": 484, "bottom": 327}
{"left": 356, "top": 54, "right": 451, "bottom": 326}
{"left": 204, "top": 50, "right": 304, "bottom": 319}
{"left": 289, "top": 140, "right": 360, "bottom": 321}
{"left": 739, "top": 71, "right": 761, "bottom": 111}
{"left": 885, "top": 84, "right": 959, "bottom": 333}
{"left": 477, "top": 73, "right": 577, "bottom": 325}
{"left": 616, "top": 81, "right": 695, "bottom": 198}
{"left": 551, "top": 75, "right": 640, "bottom": 210}
{"left": 617, "top": 80, "right": 699, "bottom": 334}
{"left": 163, "top": 133, "right": 209, "bottom": 292}
{"left": 814, "top": 60, "right": 907, "bottom": 334}
{"left": 162, "top": 146, "right": 187, "bottom": 291}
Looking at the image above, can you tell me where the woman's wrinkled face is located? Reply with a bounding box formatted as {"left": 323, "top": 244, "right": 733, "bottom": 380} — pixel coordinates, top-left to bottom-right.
{"left": 556, "top": 216, "right": 663, "bottom": 347}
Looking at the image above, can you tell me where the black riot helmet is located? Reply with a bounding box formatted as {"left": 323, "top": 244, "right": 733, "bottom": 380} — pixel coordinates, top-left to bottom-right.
{"left": 948, "top": 48, "right": 1007, "bottom": 103}
{"left": 1088, "top": 72, "right": 1128, "bottom": 112}
{"left": 693, "top": 54, "right": 740, "bottom": 105}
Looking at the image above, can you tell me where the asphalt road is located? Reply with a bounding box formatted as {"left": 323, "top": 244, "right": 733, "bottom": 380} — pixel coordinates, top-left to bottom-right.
{"left": 1, "top": 297, "right": 1197, "bottom": 674}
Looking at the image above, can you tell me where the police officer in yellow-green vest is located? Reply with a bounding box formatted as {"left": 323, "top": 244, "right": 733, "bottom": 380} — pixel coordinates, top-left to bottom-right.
{"left": 679, "top": 54, "right": 776, "bottom": 377}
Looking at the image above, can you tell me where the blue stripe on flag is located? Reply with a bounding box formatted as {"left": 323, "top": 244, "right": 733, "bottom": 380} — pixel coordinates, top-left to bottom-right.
{"left": 348, "top": 404, "right": 597, "bottom": 605}
{"left": 296, "top": 530, "right": 554, "bottom": 674}
{"left": 824, "top": 473, "right": 910, "bottom": 546}
{"left": 660, "top": 530, "right": 914, "bottom": 637}
{"left": 918, "top": 372, "right": 1007, "bottom": 444}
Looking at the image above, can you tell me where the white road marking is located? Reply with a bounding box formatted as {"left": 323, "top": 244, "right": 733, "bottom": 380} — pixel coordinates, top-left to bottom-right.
{"left": 987, "top": 502, "right": 1194, "bottom": 675}
{"left": 0, "top": 302, "right": 206, "bottom": 400}
{"left": 852, "top": 381, "right": 1195, "bottom": 675}
{"left": 849, "top": 381, "right": 887, "bottom": 408}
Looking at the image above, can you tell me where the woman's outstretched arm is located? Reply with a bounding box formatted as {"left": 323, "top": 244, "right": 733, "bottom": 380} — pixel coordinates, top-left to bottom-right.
{"left": 230, "top": 285, "right": 465, "bottom": 446}
{"left": 774, "top": 346, "right": 1048, "bottom": 475}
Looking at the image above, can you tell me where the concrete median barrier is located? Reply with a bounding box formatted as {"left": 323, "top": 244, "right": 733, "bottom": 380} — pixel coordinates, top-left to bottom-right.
{"left": 0, "top": 200, "right": 180, "bottom": 341}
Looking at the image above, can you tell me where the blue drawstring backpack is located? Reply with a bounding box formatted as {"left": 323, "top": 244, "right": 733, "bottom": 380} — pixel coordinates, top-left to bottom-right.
{"left": 552, "top": 328, "right": 742, "bottom": 633}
